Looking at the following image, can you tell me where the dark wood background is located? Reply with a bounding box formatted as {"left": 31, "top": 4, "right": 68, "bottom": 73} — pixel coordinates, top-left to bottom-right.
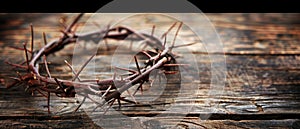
{"left": 0, "top": 13, "right": 300, "bottom": 129}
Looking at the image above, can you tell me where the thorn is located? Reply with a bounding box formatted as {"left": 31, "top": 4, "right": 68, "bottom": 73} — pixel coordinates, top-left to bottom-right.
{"left": 64, "top": 60, "right": 81, "bottom": 81}
{"left": 170, "top": 22, "right": 183, "bottom": 52}
{"left": 119, "top": 97, "right": 138, "bottom": 104}
{"left": 151, "top": 25, "right": 155, "bottom": 36}
{"left": 141, "top": 43, "right": 148, "bottom": 50}
{"left": 8, "top": 46, "right": 33, "bottom": 53}
{"left": 5, "top": 79, "right": 20, "bottom": 89}
{"left": 133, "top": 81, "right": 144, "bottom": 96}
{"left": 163, "top": 35, "right": 167, "bottom": 49}
{"left": 141, "top": 51, "right": 152, "bottom": 59}
{"left": 5, "top": 61, "right": 27, "bottom": 69}
{"left": 101, "top": 85, "right": 112, "bottom": 98}
{"left": 43, "top": 55, "right": 51, "bottom": 78}
{"left": 126, "top": 90, "right": 137, "bottom": 104}
{"left": 43, "top": 32, "right": 48, "bottom": 45}
{"left": 65, "top": 13, "right": 84, "bottom": 33}
{"left": 30, "top": 24, "right": 34, "bottom": 59}
{"left": 23, "top": 42, "right": 30, "bottom": 72}
{"left": 171, "top": 42, "right": 198, "bottom": 49}
{"left": 161, "top": 22, "right": 177, "bottom": 39}
{"left": 92, "top": 21, "right": 101, "bottom": 29}
{"left": 92, "top": 97, "right": 114, "bottom": 112}
{"left": 103, "top": 99, "right": 115, "bottom": 115}
{"left": 9, "top": 77, "right": 21, "bottom": 81}
{"left": 73, "top": 96, "right": 86, "bottom": 113}
{"left": 54, "top": 78, "right": 66, "bottom": 94}
{"left": 134, "top": 56, "right": 141, "bottom": 75}
{"left": 72, "top": 53, "right": 96, "bottom": 81}
{"left": 59, "top": 30, "right": 69, "bottom": 36}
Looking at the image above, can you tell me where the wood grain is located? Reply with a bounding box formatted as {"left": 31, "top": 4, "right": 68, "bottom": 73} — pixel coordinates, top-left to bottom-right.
{"left": 0, "top": 13, "right": 299, "bottom": 129}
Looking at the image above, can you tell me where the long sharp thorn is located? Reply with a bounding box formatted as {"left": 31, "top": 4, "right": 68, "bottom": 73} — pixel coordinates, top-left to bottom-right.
{"left": 92, "top": 98, "right": 114, "bottom": 112}
{"left": 23, "top": 43, "right": 30, "bottom": 72}
{"left": 72, "top": 53, "right": 96, "bottom": 81}
{"left": 141, "top": 43, "right": 148, "bottom": 50}
{"left": 119, "top": 97, "right": 137, "bottom": 104}
{"left": 92, "top": 21, "right": 101, "bottom": 29}
{"left": 54, "top": 78, "right": 66, "bottom": 94}
{"left": 161, "top": 22, "right": 177, "bottom": 39}
{"left": 30, "top": 24, "right": 34, "bottom": 59}
{"left": 43, "top": 55, "right": 51, "bottom": 78}
{"left": 66, "top": 13, "right": 84, "bottom": 33}
{"left": 64, "top": 60, "right": 81, "bottom": 81}
{"left": 134, "top": 56, "right": 141, "bottom": 75}
{"left": 163, "top": 35, "right": 167, "bottom": 49}
{"left": 141, "top": 51, "right": 152, "bottom": 59}
{"left": 5, "top": 61, "right": 27, "bottom": 69}
{"left": 103, "top": 99, "right": 115, "bottom": 115}
{"left": 102, "top": 85, "right": 112, "bottom": 98}
{"left": 171, "top": 42, "right": 198, "bottom": 49}
{"left": 126, "top": 90, "right": 137, "bottom": 104}
{"left": 140, "top": 84, "right": 143, "bottom": 94}
{"left": 170, "top": 22, "right": 183, "bottom": 52}
{"left": 151, "top": 25, "right": 155, "bottom": 36}
{"left": 43, "top": 32, "right": 47, "bottom": 45}
{"left": 114, "top": 66, "right": 137, "bottom": 73}
{"left": 133, "top": 81, "right": 144, "bottom": 96}
{"left": 8, "top": 46, "right": 33, "bottom": 53}
{"left": 9, "top": 77, "right": 21, "bottom": 81}
{"left": 74, "top": 96, "right": 86, "bottom": 113}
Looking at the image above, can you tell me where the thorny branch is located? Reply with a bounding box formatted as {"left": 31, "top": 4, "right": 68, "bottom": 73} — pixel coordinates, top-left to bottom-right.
{"left": 5, "top": 13, "right": 191, "bottom": 114}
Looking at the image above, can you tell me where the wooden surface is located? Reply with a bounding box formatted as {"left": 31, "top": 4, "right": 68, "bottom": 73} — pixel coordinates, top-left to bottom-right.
{"left": 0, "top": 13, "right": 300, "bottom": 129}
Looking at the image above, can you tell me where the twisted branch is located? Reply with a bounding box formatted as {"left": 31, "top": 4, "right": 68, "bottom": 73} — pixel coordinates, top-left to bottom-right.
{"left": 5, "top": 13, "right": 190, "bottom": 114}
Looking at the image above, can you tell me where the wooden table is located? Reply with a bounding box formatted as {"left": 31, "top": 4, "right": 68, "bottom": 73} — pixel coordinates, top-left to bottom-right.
{"left": 0, "top": 13, "right": 299, "bottom": 129}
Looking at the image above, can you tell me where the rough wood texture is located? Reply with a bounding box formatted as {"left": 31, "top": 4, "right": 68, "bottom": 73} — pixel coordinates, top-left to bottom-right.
{"left": 0, "top": 13, "right": 300, "bottom": 129}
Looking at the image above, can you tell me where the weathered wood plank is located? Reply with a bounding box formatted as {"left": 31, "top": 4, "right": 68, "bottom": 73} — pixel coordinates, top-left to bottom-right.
{"left": 0, "top": 13, "right": 299, "bottom": 128}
